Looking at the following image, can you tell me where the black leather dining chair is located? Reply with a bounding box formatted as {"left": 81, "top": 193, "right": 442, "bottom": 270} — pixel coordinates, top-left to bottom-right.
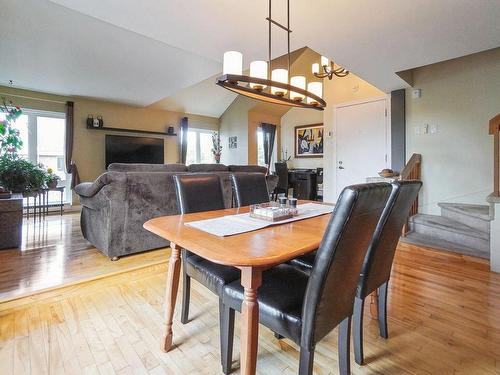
{"left": 273, "top": 162, "right": 289, "bottom": 200}
{"left": 352, "top": 180, "right": 421, "bottom": 365}
{"left": 231, "top": 173, "right": 270, "bottom": 207}
{"left": 219, "top": 183, "right": 392, "bottom": 375}
{"left": 287, "top": 180, "right": 422, "bottom": 365}
{"left": 173, "top": 174, "right": 240, "bottom": 327}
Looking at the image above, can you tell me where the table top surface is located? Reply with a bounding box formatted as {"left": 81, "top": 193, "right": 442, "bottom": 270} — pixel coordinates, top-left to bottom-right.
{"left": 144, "top": 203, "right": 332, "bottom": 268}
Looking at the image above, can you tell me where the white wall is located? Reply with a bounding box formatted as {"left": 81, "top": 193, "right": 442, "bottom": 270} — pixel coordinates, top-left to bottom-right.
{"left": 281, "top": 108, "right": 323, "bottom": 168}
{"left": 219, "top": 97, "right": 249, "bottom": 165}
{"left": 406, "top": 48, "right": 500, "bottom": 214}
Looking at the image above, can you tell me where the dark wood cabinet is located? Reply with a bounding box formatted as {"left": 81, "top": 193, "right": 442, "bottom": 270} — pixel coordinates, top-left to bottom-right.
{"left": 288, "top": 170, "right": 317, "bottom": 201}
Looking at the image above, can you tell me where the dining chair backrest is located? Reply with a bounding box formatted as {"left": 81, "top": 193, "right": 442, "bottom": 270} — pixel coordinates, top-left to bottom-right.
{"left": 357, "top": 180, "right": 422, "bottom": 298}
{"left": 231, "top": 173, "right": 270, "bottom": 207}
{"left": 274, "top": 162, "right": 289, "bottom": 190}
{"left": 174, "top": 174, "right": 225, "bottom": 214}
{"left": 301, "top": 183, "right": 392, "bottom": 350}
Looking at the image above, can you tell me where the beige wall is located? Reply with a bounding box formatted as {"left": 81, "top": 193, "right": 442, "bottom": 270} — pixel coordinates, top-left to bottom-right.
{"left": 281, "top": 108, "right": 323, "bottom": 169}
{"left": 406, "top": 48, "right": 500, "bottom": 214}
{"left": 0, "top": 86, "right": 219, "bottom": 202}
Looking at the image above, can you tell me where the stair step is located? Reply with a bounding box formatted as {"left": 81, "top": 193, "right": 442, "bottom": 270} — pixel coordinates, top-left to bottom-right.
{"left": 437, "top": 202, "right": 491, "bottom": 221}
{"left": 400, "top": 232, "right": 489, "bottom": 259}
{"left": 409, "top": 214, "right": 489, "bottom": 253}
{"left": 438, "top": 202, "right": 491, "bottom": 233}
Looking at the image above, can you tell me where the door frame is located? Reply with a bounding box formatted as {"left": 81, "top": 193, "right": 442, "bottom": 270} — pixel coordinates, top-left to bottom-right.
{"left": 334, "top": 96, "right": 391, "bottom": 198}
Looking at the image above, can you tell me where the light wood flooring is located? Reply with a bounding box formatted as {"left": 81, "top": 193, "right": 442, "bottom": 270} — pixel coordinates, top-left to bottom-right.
{"left": 0, "top": 213, "right": 168, "bottom": 302}
{"left": 1, "top": 240, "right": 500, "bottom": 374}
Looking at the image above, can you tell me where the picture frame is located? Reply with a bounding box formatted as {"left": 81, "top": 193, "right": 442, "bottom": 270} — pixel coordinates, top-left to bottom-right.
{"left": 229, "top": 136, "right": 238, "bottom": 149}
{"left": 294, "top": 123, "right": 324, "bottom": 158}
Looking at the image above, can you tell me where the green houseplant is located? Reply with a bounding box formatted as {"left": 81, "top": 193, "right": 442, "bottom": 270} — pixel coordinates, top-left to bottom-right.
{"left": 46, "top": 168, "right": 60, "bottom": 189}
{"left": 0, "top": 98, "right": 49, "bottom": 193}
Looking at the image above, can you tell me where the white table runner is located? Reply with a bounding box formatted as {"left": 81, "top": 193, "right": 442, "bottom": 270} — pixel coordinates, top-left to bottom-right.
{"left": 185, "top": 203, "right": 334, "bottom": 237}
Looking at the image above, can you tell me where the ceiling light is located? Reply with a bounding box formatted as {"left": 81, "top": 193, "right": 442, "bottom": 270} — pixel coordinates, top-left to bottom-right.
{"left": 216, "top": 0, "right": 326, "bottom": 111}
{"left": 313, "top": 56, "right": 349, "bottom": 80}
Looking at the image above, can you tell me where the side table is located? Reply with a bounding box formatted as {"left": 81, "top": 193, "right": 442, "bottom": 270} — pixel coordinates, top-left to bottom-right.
{"left": 0, "top": 193, "right": 23, "bottom": 249}
{"left": 42, "top": 186, "right": 65, "bottom": 216}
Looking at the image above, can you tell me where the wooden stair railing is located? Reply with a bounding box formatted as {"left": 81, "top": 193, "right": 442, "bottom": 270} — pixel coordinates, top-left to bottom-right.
{"left": 400, "top": 153, "right": 422, "bottom": 236}
{"left": 489, "top": 114, "right": 500, "bottom": 197}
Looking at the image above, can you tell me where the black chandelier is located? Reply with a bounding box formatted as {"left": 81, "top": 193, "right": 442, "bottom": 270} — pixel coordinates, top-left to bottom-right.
{"left": 216, "top": 0, "right": 327, "bottom": 111}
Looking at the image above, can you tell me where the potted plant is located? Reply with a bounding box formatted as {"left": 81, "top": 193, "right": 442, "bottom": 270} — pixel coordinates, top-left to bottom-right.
{"left": 46, "top": 168, "right": 60, "bottom": 189}
{"left": 0, "top": 98, "right": 48, "bottom": 193}
{"left": 212, "top": 132, "right": 222, "bottom": 164}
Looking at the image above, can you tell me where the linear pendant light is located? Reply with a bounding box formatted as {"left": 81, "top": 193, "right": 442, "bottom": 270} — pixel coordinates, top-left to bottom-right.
{"left": 216, "top": 0, "right": 326, "bottom": 111}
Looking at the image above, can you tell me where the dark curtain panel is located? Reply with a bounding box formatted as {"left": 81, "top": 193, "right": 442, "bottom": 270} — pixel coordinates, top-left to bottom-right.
{"left": 261, "top": 123, "right": 276, "bottom": 173}
{"left": 65, "top": 101, "right": 80, "bottom": 189}
{"left": 180, "top": 116, "right": 188, "bottom": 164}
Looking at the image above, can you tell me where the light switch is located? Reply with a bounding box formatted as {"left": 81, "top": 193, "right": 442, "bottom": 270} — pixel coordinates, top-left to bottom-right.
{"left": 423, "top": 124, "right": 429, "bottom": 134}
{"left": 430, "top": 124, "right": 438, "bottom": 134}
{"left": 412, "top": 89, "right": 421, "bottom": 99}
{"left": 414, "top": 126, "right": 421, "bottom": 135}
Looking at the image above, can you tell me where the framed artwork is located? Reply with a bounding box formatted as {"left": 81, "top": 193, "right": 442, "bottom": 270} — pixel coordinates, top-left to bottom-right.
{"left": 229, "top": 136, "right": 238, "bottom": 149}
{"left": 294, "top": 123, "right": 324, "bottom": 158}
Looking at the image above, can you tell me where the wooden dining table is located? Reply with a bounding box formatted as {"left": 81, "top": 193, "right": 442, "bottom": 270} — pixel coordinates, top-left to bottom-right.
{"left": 144, "top": 203, "right": 333, "bottom": 375}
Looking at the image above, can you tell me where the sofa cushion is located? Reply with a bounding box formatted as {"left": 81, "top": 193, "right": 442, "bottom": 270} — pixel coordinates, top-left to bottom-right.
{"left": 228, "top": 165, "right": 268, "bottom": 174}
{"left": 108, "top": 163, "right": 188, "bottom": 172}
{"left": 187, "top": 163, "right": 229, "bottom": 172}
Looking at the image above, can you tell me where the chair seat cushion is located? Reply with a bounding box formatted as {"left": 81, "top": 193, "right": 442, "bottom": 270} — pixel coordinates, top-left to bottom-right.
{"left": 185, "top": 254, "right": 240, "bottom": 295}
{"left": 288, "top": 251, "right": 317, "bottom": 274}
{"left": 222, "top": 264, "right": 309, "bottom": 344}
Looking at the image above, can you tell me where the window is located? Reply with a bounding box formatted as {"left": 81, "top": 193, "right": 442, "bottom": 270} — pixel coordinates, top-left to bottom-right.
{"left": 257, "top": 128, "right": 277, "bottom": 171}
{"left": 186, "top": 128, "right": 216, "bottom": 165}
{"left": 0, "top": 109, "right": 70, "bottom": 204}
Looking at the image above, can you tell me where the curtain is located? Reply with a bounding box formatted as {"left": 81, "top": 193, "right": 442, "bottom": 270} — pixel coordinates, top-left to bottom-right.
{"left": 65, "top": 101, "right": 80, "bottom": 189}
{"left": 180, "top": 116, "right": 188, "bottom": 164}
{"left": 261, "top": 123, "right": 276, "bottom": 174}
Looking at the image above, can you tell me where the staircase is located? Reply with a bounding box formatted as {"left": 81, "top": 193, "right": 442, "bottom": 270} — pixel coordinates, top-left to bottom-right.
{"left": 402, "top": 203, "right": 492, "bottom": 259}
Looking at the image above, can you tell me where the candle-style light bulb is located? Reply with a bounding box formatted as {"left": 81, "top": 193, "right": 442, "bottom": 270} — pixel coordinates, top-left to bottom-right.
{"left": 290, "top": 76, "right": 306, "bottom": 102}
{"left": 307, "top": 82, "right": 323, "bottom": 106}
{"left": 271, "top": 69, "right": 288, "bottom": 96}
{"left": 249, "top": 60, "right": 268, "bottom": 90}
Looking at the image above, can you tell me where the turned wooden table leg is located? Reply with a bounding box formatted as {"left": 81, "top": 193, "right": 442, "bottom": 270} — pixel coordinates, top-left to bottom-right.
{"left": 369, "top": 290, "right": 379, "bottom": 319}
{"left": 239, "top": 267, "right": 263, "bottom": 375}
{"left": 162, "top": 243, "right": 182, "bottom": 352}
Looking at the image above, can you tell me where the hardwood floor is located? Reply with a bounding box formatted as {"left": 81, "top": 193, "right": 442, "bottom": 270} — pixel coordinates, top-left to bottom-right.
{"left": 1, "top": 240, "right": 499, "bottom": 374}
{"left": 0, "top": 213, "right": 168, "bottom": 302}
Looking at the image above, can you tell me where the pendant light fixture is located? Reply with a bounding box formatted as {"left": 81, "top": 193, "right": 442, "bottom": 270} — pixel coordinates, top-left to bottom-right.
{"left": 312, "top": 56, "right": 349, "bottom": 79}
{"left": 216, "top": 0, "right": 326, "bottom": 111}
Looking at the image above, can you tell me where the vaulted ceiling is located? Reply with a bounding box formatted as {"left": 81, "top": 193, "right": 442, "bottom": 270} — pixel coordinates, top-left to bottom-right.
{"left": 1, "top": 0, "right": 499, "bottom": 117}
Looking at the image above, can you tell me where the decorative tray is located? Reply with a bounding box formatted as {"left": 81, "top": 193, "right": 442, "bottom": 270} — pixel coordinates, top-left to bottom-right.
{"left": 249, "top": 202, "right": 295, "bottom": 222}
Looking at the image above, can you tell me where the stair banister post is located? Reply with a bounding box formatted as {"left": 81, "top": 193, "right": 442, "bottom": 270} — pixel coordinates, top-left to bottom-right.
{"left": 489, "top": 114, "right": 500, "bottom": 197}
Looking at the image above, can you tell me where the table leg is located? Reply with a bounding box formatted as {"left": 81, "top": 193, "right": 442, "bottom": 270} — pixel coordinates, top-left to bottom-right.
{"left": 369, "top": 290, "right": 379, "bottom": 319}
{"left": 239, "top": 267, "right": 263, "bottom": 375}
{"left": 162, "top": 243, "right": 182, "bottom": 352}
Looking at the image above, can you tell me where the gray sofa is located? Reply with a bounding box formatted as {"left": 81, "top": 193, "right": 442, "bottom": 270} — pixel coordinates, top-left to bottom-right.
{"left": 75, "top": 163, "right": 278, "bottom": 260}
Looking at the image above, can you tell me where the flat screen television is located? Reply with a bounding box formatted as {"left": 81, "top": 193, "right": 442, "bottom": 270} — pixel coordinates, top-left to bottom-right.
{"left": 105, "top": 135, "right": 164, "bottom": 168}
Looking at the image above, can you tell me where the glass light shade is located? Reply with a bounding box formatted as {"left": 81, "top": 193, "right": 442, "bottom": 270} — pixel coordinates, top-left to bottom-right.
{"left": 249, "top": 60, "right": 268, "bottom": 90}
{"left": 312, "top": 63, "right": 320, "bottom": 74}
{"left": 307, "top": 82, "right": 323, "bottom": 105}
{"left": 223, "top": 51, "right": 243, "bottom": 75}
{"left": 271, "top": 69, "right": 288, "bottom": 96}
{"left": 321, "top": 56, "right": 329, "bottom": 67}
{"left": 290, "top": 76, "right": 306, "bottom": 101}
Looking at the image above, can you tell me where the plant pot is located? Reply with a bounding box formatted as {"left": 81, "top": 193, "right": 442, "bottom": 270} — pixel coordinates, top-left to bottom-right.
{"left": 47, "top": 180, "right": 58, "bottom": 189}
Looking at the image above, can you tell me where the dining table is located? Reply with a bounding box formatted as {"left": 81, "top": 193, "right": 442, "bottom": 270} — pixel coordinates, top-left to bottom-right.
{"left": 143, "top": 202, "right": 375, "bottom": 375}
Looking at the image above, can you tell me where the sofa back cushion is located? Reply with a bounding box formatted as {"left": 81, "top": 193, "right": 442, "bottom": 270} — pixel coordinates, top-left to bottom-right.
{"left": 228, "top": 165, "right": 268, "bottom": 174}
{"left": 187, "top": 163, "right": 229, "bottom": 172}
{"left": 108, "top": 163, "right": 188, "bottom": 172}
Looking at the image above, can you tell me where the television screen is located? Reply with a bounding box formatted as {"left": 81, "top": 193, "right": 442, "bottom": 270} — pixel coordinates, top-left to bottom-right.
{"left": 105, "top": 135, "right": 164, "bottom": 168}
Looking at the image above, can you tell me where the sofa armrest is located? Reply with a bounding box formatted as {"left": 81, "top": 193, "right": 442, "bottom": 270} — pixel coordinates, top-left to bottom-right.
{"left": 74, "top": 172, "right": 125, "bottom": 198}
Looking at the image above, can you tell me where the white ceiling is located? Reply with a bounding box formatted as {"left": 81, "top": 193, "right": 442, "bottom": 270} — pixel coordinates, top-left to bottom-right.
{"left": 2, "top": 0, "right": 499, "bottom": 116}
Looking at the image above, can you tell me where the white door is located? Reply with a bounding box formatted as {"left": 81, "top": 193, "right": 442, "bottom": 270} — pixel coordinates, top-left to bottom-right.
{"left": 335, "top": 98, "right": 389, "bottom": 198}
